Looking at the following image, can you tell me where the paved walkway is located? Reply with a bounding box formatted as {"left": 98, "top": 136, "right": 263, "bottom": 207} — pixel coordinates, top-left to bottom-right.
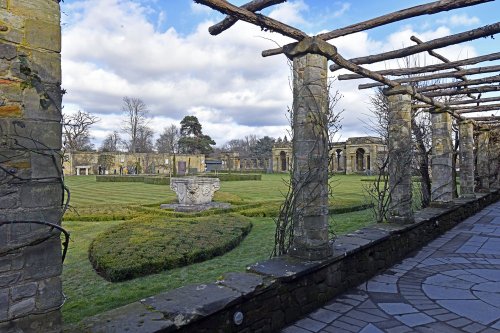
{"left": 282, "top": 201, "right": 500, "bottom": 333}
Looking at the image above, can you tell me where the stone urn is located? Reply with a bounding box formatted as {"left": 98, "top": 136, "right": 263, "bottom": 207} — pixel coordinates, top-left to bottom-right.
{"left": 170, "top": 177, "right": 220, "bottom": 205}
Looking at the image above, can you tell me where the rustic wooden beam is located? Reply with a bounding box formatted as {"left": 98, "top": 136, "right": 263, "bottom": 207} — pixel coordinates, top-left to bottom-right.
{"left": 424, "top": 86, "right": 500, "bottom": 97}
{"left": 417, "top": 75, "right": 500, "bottom": 93}
{"left": 448, "top": 96, "right": 500, "bottom": 105}
{"left": 262, "top": 0, "right": 493, "bottom": 57}
{"left": 410, "top": 35, "right": 478, "bottom": 99}
{"left": 358, "top": 64, "right": 500, "bottom": 89}
{"left": 330, "top": 22, "right": 500, "bottom": 71}
{"left": 209, "top": 0, "right": 286, "bottom": 35}
{"left": 338, "top": 52, "right": 500, "bottom": 80}
{"left": 194, "top": 0, "right": 308, "bottom": 40}
{"left": 466, "top": 116, "right": 500, "bottom": 121}
{"left": 456, "top": 104, "right": 500, "bottom": 113}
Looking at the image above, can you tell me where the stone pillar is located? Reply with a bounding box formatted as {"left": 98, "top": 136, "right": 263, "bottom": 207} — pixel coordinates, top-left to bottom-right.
{"left": 477, "top": 128, "right": 490, "bottom": 192}
{"left": 0, "top": 1, "right": 63, "bottom": 332}
{"left": 458, "top": 120, "right": 475, "bottom": 198}
{"left": 430, "top": 109, "right": 454, "bottom": 203}
{"left": 289, "top": 53, "right": 331, "bottom": 260}
{"left": 385, "top": 88, "right": 413, "bottom": 224}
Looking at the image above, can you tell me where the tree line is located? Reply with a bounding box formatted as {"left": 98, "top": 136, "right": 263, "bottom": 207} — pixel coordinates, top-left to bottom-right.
{"left": 62, "top": 97, "right": 278, "bottom": 158}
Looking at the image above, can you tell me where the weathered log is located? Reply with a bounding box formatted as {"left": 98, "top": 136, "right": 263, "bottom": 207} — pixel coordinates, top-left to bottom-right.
{"left": 339, "top": 52, "right": 500, "bottom": 80}
{"left": 466, "top": 116, "right": 500, "bottom": 121}
{"left": 358, "top": 65, "right": 500, "bottom": 89}
{"left": 330, "top": 22, "right": 500, "bottom": 71}
{"left": 262, "top": 0, "right": 493, "bottom": 57}
{"left": 417, "top": 75, "right": 500, "bottom": 93}
{"left": 448, "top": 96, "right": 500, "bottom": 105}
{"left": 423, "top": 85, "right": 500, "bottom": 97}
{"left": 456, "top": 104, "right": 500, "bottom": 113}
{"left": 194, "top": 0, "right": 307, "bottom": 40}
{"left": 209, "top": 0, "right": 286, "bottom": 35}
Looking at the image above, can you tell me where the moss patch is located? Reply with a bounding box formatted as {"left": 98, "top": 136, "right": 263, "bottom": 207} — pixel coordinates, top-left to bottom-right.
{"left": 88, "top": 214, "right": 252, "bottom": 282}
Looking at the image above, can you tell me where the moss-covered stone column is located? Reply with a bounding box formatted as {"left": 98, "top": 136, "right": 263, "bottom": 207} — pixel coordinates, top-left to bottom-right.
{"left": 385, "top": 87, "right": 413, "bottom": 224}
{"left": 289, "top": 53, "right": 331, "bottom": 260}
{"left": 459, "top": 120, "right": 475, "bottom": 197}
{"left": 0, "top": 0, "right": 63, "bottom": 332}
{"left": 430, "top": 109, "right": 454, "bottom": 204}
{"left": 477, "top": 127, "right": 490, "bottom": 192}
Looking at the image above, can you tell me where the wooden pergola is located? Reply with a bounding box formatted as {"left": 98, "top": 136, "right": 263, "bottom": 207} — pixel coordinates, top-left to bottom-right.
{"left": 195, "top": 0, "right": 500, "bottom": 259}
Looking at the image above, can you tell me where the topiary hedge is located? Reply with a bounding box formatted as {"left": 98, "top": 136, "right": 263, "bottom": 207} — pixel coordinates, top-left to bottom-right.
{"left": 88, "top": 214, "right": 252, "bottom": 282}
{"left": 201, "top": 174, "right": 262, "bottom": 181}
{"left": 143, "top": 177, "right": 170, "bottom": 185}
{"left": 96, "top": 175, "right": 145, "bottom": 182}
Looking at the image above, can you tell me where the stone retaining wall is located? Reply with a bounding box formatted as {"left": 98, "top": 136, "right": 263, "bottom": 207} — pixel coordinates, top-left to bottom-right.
{"left": 71, "top": 190, "right": 500, "bottom": 333}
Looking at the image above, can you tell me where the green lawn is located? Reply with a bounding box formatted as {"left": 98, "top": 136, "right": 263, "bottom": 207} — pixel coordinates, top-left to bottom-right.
{"left": 62, "top": 174, "right": 374, "bottom": 324}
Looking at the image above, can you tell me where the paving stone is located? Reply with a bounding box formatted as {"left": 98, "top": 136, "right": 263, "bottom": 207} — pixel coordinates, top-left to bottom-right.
{"left": 294, "top": 318, "right": 327, "bottom": 332}
{"left": 414, "top": 322, "right": 465, "bottom": 333}
{"left": 358, "top": 323, "right": 384, "bottom": 333}
{"left": 328, "top": 320, "right": 358, "bottom": 332}
{"left": 308, "top": 309, "right": 341, "bottom": 324}
{"left": 323, "top": 302, "right": 353, "bottom": 313}
{"left": 446, "top": 317, "right": 472, "bottom": 328}
{"left": 377, "top": 303, "right": 418, "bottom": 315}
{"left": 462, "top": 322, "right": 487, "bottom": 333}
{"left": 281, "top": 325, "right": 312, "bottom": 333}
{"left": 385, "top": 325, "right": 413, "bottom": 333}
{"left": 437, "top": 299, "right": 500, "bottom": 325}
{"left": 424, "top": 308, "right": 449, "bottom": 316}
{"left": 394, "top": 313, "right": 435, "bottom": 327}
{"left": 434, "top": 313, "right": 460, "bottom": 321}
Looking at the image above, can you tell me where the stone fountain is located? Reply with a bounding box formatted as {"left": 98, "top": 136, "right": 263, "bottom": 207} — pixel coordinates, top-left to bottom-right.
{"left": 160, "top": 177, "right": 230, "bottom": 212}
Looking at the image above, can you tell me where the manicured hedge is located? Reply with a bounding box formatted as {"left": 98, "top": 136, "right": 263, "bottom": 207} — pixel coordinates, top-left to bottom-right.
{"left": 96, "top": 175, "right": 145, "bottom": 182}
{"left": 202, "top": 174, "right": 262, "bottom": 181}
{"left": 88, "top": 214, "right": 252, "bottom": 282}
{"left": 143, "top": 177, "right": 170, "bottom": 185}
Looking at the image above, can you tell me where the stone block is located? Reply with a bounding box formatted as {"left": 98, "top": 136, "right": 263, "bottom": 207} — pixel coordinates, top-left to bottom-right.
{"left": 9, "top": 119, "right": 62, "bottom": 150}
{"left": 0, "top": 104, "right": 22, "bottom": 118}
{"left": 25, "top": 19, "right": 60, "bottom": 52}
{"left": 11, "top": 282, "right": 37, "bottom": 302}
{"left": 36, "top": 277, "right": 62, "bottom": 310}
{"left": 31, "top": 152, "right": 62, "bottom": 179}
{"left": 0, "top": 0, "right": 6, "bottom": 9}
{"left": 24, "top": 238, "right": 62, "bottom": 280}
{"left": 0, "top": 10, "right": 24, "bottom": 44}
{"left": 0, "top": 81, "right": 22, "bottom": 103}
{"left": 20, "top": 182, "right": 62, "bottom": 208}
{"left": 0, "top": 187, "right": 19, "bottom": 209}
{"left": 0, "top": 288, "right": 8, "bottom": 321}
{"left": 0, "top": 43, "right": 17, "bottom": 60}
{"left": 9, "top": 297, "right": 35, "bottom": 318}
{"left": 0, "top": 272, "right": 21, "bottom": 288}
{"left": 10, "top": 0, "right": 60, "bottom": 23}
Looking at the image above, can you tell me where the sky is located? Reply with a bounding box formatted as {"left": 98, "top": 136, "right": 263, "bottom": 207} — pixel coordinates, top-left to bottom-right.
{"left": 59, "top": 0, "right": 500, "bottom": 148}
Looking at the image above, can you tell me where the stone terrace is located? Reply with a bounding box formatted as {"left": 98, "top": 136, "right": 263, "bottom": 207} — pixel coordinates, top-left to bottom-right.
{"left": 283, "top": 201, "right": 500, "bottom": 333}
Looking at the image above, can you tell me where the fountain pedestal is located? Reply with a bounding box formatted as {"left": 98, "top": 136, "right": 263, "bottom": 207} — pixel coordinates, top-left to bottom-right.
{"left": 160, "top": 177, "right": 230, "bottom": 212}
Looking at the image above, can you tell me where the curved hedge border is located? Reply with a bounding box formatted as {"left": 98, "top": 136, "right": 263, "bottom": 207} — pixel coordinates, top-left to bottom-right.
{"left": 88, "top": 214, "right": 252, "bottom": 282}
{"left": 96, "top": 174, "right": 261, "bottom": 184}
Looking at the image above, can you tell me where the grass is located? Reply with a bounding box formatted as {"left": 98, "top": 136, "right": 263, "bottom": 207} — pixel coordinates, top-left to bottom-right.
{"left": 61, "top": 174, "right": 374, "bottom": 324}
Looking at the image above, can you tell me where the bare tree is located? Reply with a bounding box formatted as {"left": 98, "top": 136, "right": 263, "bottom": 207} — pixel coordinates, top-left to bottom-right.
{"left": 121, "top": 96, "right": 150, "bottom": 153}
{"left": 134, "top": 126, "right": 155, "bottom": 153}
{"left": 156, "top": 124, "right": 179, "bottom": 154}
{"left": 62, "top": 110, "right": 99, "bottom": 151}
{"left": 100, "top": 130, "right": 122, "bottom": 152}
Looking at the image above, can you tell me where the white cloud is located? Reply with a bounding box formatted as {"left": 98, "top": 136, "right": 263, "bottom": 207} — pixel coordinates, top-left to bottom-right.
{"left": 61, "top": 0, "right": 481, "bottom": 149}
{"left": 332, "top": 3, "right": 350, "bottom": 18}
{"left": 437, "top": 14, "right": 480, "bottom": 27}
{"left": 268, "top": 0, "right": 308, "bottom": 26}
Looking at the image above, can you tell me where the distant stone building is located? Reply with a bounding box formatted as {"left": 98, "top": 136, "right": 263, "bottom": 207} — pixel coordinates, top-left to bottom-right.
{"left": 271, "top": 136, "right": 387, "bottom": 174}
{"left": 63, "top": 151, "right": 205, "bottom": 176}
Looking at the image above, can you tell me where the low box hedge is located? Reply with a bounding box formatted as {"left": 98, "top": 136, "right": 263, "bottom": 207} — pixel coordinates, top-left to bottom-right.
{"left": 96, "top": 175, "right": 145, "bottom": 182}
{"left": 88, "top": 214, "right": 252, "bottom": 282}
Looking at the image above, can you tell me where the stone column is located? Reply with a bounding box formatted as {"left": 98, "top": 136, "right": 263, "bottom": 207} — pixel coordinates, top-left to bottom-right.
{"left": 430, "top": 109, "right": 454, "bottom": 204}
{"left": 458, "top": 120, "right": 475, "bottom": 198}
{"left": 385, "top": 88, "right": 413, "bottom": 224}
{"left": 289, "top": 53, "right": 331, "bottom": 260}
{"left": 0, "top": 1, "right": 63, "bottom": 332}
{"left": 477, "top": 128, "right": 490, "bottom": 192}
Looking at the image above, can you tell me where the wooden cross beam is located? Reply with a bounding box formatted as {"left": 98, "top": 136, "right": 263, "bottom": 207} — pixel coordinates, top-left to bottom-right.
{"left": 330, "top": 22, "right": 500, "bottom": 71}
{"left": 261, "top": 0, "right": 493, "bottom": 57}
{"left": 358, "top": 65, "right": 500, "bottom": 90}
{"left": 209, "top": 0, "right": 286, "bottom": 35}
{"left": 423, "top": 85, "right": 500, "bottom": 97}
{"left": 448, "top": 96, "right": 500, "bottom": 105}
{"left": 194, "top": 0, "right": 307, "bottom": 40}
{"left": 467, "top": 116, "right": 500, "bottom": 121}
{"left": 338, "top": 52, "right": 500, "bottom": 80}
{"left": 417, "top": 75, "right": 500, "bottom": 93}
{"left": 456, "top": 104, "right": 500, "bottom": 113}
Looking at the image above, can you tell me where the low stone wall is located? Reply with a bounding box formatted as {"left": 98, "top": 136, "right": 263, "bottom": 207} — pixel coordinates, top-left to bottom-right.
{"left": 69, "top": 190, "right": 500, "bottom": 333}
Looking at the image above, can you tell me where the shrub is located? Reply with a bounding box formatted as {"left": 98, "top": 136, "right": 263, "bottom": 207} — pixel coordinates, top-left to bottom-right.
{"left": 202, "top": 174, "right": 262, "bottom": 181}
{"left": 96, "top": 175, "right": 145, "bottom": 183}
{"left": 88, "top": 214, "right": 252, "bottom": 282}
{"left": 143, "top": 177, "right": 170, "bottom": 185}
